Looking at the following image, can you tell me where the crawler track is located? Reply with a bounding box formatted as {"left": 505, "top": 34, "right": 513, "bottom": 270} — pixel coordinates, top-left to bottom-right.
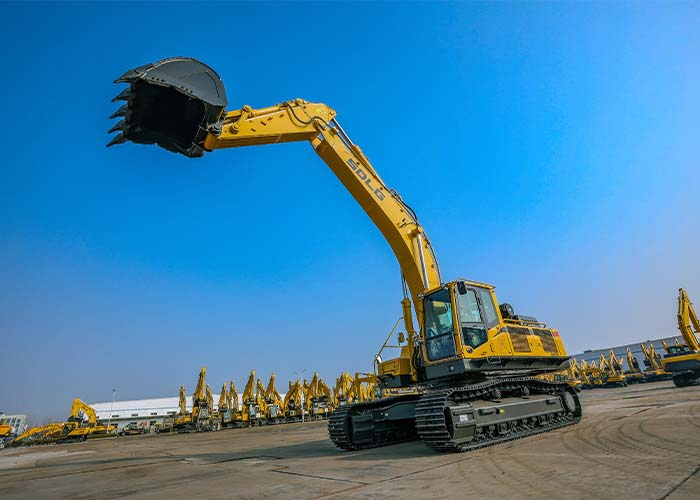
{"left": 328, "top": 395, "right": 421, "bottom": 451}
{"left": 415, "top": 378, "right": 581, "bottom": 452}
{"left": 329, "top": 377, "right": 582, "bottom": 453}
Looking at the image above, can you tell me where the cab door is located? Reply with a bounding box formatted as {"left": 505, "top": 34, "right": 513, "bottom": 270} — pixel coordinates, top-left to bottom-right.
{"left": 456, "top": 284, "right": 498, "bottom": 350}
{"left": 423, "top": 287, "right": 458, "bottom": 361}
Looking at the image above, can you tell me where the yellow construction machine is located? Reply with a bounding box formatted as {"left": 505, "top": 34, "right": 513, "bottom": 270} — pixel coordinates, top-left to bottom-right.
{"left": 283, "top": 380, "right": 304, "bottom": 420}
{"left": 241, "top": 370, "right": 266, "bottom": 425}
{"left": 194, "top": 369, "right": 219, "bottom": 431}
{"left": 12, "top": 400, "right": 115, "bottom": 446}
{"left": 347, "top": 373, "right": 379, "bottom": 403}
{"left": 639, "top": 342, "right": 671, "bottom": 382}
{"left": 108, "top": 57, "right": 581, "bottom": 452}
{"left": 303, "top": 373, "right": 334, "bottom": 419}
{"left": 168, "top": 367, "right": 219, "bottom": 432}
{"left": 561, "top": 361, "right": 583, "bottom": 391}
{"left": 599, "top": 353, "right": 628, "bottom": 387}
{"left": 623, "top": 347, "right": 645, "bottom": 384}
{"left": 160, "top": 384, "right": 190, "bottom": 433}
{"left": 263, "top": 373, "right": 285, "bottom": 422}
{"left": 0, "top": 418, "right": 14, "bottom": 447}
{"left": 333, "top": 372, "right": 354, "bottom": 407}
{"left": 10, "top": 422, "right": 66, "bottom": 447}
{"left": 536, "top": 363, "right": 581, "bottom": 392}
{"left": 570, "top": 359, "right": 592, "bottom": 389}
{"left": 217, "top": 382, "right": 232, "bottom": 427}
{"left": 229, "top": 381, "right": 241, "bottom": 424}
{"left": 662, "top": 338, "right": 684, "bottom": 355}
{"left": 662, "top": 288, "right": 700, "bottom": 387}
{"left": 256, "top": 378, "right": 270, "bottom": 423}
{"left": 62, "top": 398, "right": 116, "bottom": 441}
{"left": 581, "top": 360, "right": 604, "bottom": 387}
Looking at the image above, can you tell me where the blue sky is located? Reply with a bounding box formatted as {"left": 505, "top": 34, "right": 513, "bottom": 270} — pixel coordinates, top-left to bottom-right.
{"left": 1, "top": 2, "right": 698, "bottom": 422}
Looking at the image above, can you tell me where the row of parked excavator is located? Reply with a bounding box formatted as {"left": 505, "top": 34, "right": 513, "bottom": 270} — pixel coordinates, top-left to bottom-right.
{"left": 541, "top": 341, "right": 675, "bottom": 391}
{"left": 158, "top": 367, "right": 392, "bottom": 433}
{"left": 548, "top": 288, "right": 700, "bottom": 390}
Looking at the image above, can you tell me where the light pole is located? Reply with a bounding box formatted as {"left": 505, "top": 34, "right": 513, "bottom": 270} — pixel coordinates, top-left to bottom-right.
{"left": 294, "top": 370, "right": 306, "bottom": 423}
{"left": 107, "top": 388, "right": 116, "bottom": 434}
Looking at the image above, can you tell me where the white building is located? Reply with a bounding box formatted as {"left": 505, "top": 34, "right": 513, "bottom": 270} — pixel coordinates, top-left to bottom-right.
{"left": 91, "top": 394, "right": 252, "bottom": 430}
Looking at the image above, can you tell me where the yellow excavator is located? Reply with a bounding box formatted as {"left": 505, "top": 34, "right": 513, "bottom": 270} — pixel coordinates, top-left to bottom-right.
{"left": 11, "top": 422, "right": 66, "bottom": 447}
{"left": 256, "top": 377, "right": 270, "bottom": 422}
{"left": 264, "top": 373, "right": 285, "bottom": 422}
{"left": 169, "top": 367, "right": 219, "bottom": 432}
{"left": 229, "top": 381, "right": 241, "bottom": 425}
{"left": 623, "top": 347, "right": 645, "bottom": 384}
{"left": 347, "top": 373, "right": 380, "bottom": 403}
{"left": 599, "top": 353, "right": 628, "bottom": 387}
{"left": 108, "top": 57, "right": 581, "bottom": 452}
{"left": 333, "top": 372, "right": 354, "bottom": 407}
{"left": 159, "top": 384, "right": 189, "bottom": 433}
{"left": 639, "top": 342, "right": 671, "bottom": 382}
{"left": 62, "top": 398, "right": 116, "bottom": 441}
{"left": 661, "top": 338, "right": 684, "bottom": 355}
{"left": 217, "top": 382, "right": 235, "bottom": 427}
{"left": 13, "top": 399, "right": 115, "bottom": 445}
{"left": 241, "top": 370, "right": 266, "bottom": 425}
{"left": 581, "top": 360, "right": 604, "bottom": 388}
{"left": 302, "top": 373, "right": 330, "bottom": 419}
{"left": 570, "top": 359, "right": 592, "bottom": 389}
{"left": 0, "top": 418, "right": 14, "bottom": 447}
{"left": 283, "top": 380, "right": 304, "bottom": 420}
{"left": 662, "top": 288, "right": 700, "bottom": 387}
{"left": 216, "top": 380, "right": 242, "bottom": 428}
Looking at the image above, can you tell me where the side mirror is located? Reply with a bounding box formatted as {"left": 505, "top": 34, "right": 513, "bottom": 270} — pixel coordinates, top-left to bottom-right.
{"left": 457, "top": 281, "right": 467, "bottom": 295}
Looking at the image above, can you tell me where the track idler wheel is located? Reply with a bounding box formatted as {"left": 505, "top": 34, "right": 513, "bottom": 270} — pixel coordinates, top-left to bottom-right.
{"left": 107, "top": 57, "right": 228, "bottom": 157}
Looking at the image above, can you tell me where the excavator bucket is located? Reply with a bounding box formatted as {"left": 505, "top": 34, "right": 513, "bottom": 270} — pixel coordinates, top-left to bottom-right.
{"left": 107, "top": 57, "right": 228, "bottom": 157}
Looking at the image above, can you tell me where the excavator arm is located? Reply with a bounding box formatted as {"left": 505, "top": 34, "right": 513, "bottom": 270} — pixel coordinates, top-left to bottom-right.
{"left": 70, "top": 399, "right": 97, "bottom": 426}
{"left": 229, "top": 381, "right": 239, "bottom": 413}
{"left": 640, "top": 343, "right": 661, "bottom": 371}
{"left": 205, "top": 384, "right": 214, "bottom": 412}
{"left": 178, "top": 385, "right": 187, "bottom": 416}
{"left": 200, "top": 99, "right": 441, "bottom": 326}
{"left": 626, "top": 347, "right": 640, "bottom": 373}
{"left": 191, "top": 366, "right": 207, "bottom": 419}
{"left": 218, "top": 383, "right": 229, "bottom": 411}
{"left": 264, "top": 373, "right": 284, "bottom": 409}
{"left": 677, "top": 288, "right": 700, "bottom": 351}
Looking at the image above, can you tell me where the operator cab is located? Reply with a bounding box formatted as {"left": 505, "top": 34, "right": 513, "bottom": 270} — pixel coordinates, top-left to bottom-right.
{"left": 423, "top": 281, "right": 499, "bottom": 362}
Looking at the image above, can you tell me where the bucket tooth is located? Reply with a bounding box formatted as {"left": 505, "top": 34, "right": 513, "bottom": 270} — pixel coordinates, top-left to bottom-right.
{"left": 106, "top": 133, "right": 127, "bottom": 147}
{"left": 109, "top": 104, "right": 130, "bottom": 119}
{"left": 111, "top": 88, "right": 132, "bottom": 102}
{"left": 108, "top": 119, "right": 127, "bottom": 134}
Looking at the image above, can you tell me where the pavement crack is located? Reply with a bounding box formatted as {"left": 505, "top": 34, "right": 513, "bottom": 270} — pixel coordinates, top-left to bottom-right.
{"left": 658, "top": 464, "right": 700, "bottom": 500}
{"left": 271, "top": 466, "right": 368, "bottom": 485}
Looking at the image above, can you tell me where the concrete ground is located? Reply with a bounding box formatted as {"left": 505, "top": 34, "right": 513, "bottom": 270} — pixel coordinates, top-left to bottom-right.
{"left": 1, "top": 381, "right": 699, "bottom": 500}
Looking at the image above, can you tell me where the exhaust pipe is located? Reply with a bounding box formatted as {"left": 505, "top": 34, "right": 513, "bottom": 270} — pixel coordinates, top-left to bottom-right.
{"left": 107, "top": 57, "right": 228, "bottom": 157}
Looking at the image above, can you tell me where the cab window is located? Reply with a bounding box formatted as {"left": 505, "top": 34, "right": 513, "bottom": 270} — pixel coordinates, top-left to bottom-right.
{"left": 424, "top": 288, "right": 456, "bottom": 361}
{"left": 457, "top": 287, "right": 488, "bottom": 348}
{"left": 478, "top": 288, "right": 499, "bottom": 327}
{"left": 458, "top": 290, "right": 482, "bottom": 322}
